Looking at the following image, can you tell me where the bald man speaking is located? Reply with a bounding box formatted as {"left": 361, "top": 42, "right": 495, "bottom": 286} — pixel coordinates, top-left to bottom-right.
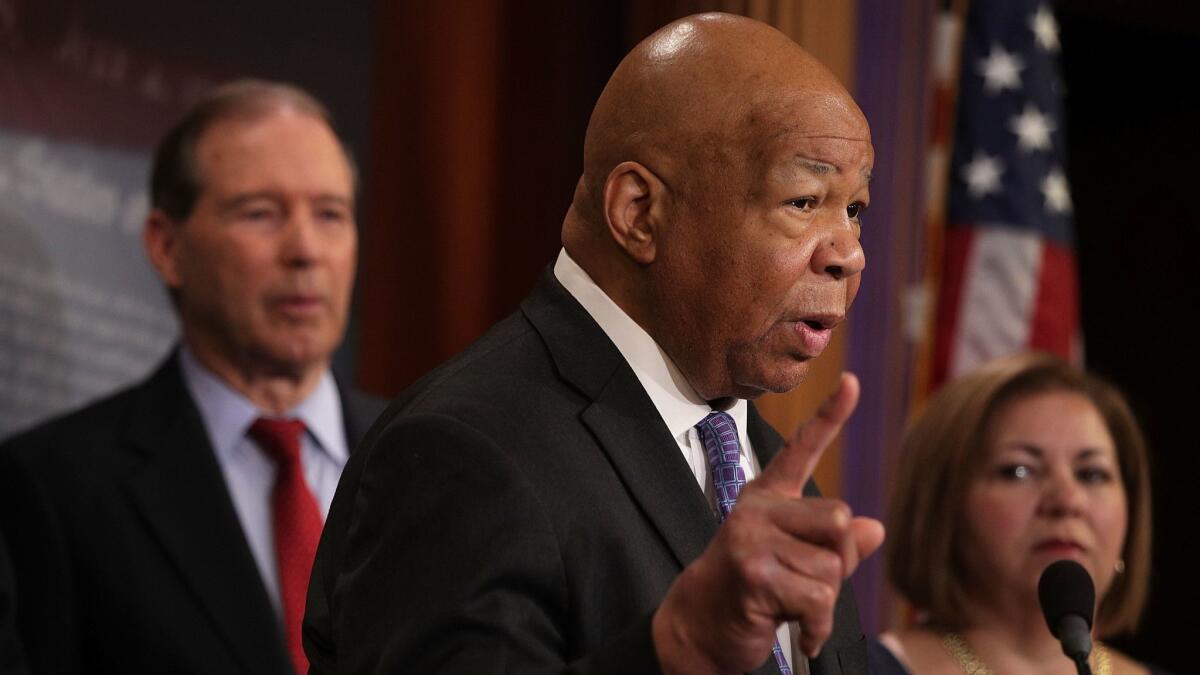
{"left": 306, "top": 14, "right": 882, "bottom": 675}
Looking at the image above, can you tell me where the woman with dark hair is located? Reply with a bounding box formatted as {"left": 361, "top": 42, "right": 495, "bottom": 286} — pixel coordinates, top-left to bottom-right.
{"left": 871, "top": 352, "right": 1168, "bottom": 674}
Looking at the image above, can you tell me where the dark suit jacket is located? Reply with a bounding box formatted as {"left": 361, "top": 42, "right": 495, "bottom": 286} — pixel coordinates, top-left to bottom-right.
{"left": 0, "top": 354, "right": 384, "bottom": 675}
{"left": 0, "top": 531, "right": 28, "bottom": 675}
{"left": 306, "top": 271, "right": 867, "bottom": 674}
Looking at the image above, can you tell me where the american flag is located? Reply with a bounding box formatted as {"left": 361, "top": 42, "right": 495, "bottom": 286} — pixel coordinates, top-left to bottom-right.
{"left": 927, "top": 0, "right": 1081, "bottom": 387}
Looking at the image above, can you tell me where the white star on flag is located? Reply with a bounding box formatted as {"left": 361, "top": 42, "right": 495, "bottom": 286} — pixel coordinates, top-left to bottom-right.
{"left": 933, "top": 0, "right": 1082, "bottom": 389}
{"left": 1009, "top": 103, "right": 1055, "bottom": 152}
{"left": 1041, "top": 168, "right": 1073, "bottom": 213}
{"left": 977, "top": 44, "right": 1025, "bottom": 93}
{"left": 1030, "top": 5, "right": 1061, "bottom": 52}
{"left": 962, "top": 151, "right": 1005, "bottom": 197}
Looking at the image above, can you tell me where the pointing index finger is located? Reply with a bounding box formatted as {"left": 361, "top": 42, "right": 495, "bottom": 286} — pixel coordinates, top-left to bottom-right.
{"left": 758, "top": 372, "right": 860, "bottom": 495}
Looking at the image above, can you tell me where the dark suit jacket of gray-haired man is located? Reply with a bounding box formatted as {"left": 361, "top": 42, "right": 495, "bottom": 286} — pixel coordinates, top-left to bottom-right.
{"left": 0, "top": 80, "right": 384, "bottom": 675}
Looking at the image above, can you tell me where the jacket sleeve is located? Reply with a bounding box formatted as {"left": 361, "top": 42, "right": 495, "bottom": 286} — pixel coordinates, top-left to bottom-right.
{"left": 0, "top": 441, "right": 82, "bottom": 675}
{"left": 307, "top": 412, "right": 663, "bottom": 675}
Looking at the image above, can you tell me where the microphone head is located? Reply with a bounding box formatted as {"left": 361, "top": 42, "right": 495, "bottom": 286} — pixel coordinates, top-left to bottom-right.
{"left": 1038, "top": 559, "right": 1096, "bottom": 637}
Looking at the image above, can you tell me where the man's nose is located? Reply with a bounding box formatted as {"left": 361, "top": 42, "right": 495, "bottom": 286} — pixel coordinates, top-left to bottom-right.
{"left": 281, "top": 210, "right": 321, "bottom": 265}
{"left": 810, "top": 214, "right": 865, "bottom": 281}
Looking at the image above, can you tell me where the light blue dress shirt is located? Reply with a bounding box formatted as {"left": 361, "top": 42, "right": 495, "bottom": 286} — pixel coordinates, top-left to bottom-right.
{"left": 178, "top": 347, "right": 348, "bottom": 617}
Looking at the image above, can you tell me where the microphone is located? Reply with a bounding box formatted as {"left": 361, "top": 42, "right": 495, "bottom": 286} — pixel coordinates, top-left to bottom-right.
{"left": 1038, "top": 559, "right": 1096, "bottom": 675}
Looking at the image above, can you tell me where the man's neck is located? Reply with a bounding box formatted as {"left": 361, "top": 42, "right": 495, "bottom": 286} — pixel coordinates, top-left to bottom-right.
{"left": 184, "top": 341, "right": 326, "bottom": 415}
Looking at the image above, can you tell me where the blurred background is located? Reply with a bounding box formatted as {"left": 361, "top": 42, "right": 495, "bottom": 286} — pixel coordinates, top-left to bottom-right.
{"left": 0, "top": 0, "right": 1196, "bottom": 670}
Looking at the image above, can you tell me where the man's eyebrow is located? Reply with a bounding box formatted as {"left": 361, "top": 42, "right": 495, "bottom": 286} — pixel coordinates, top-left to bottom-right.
{"left": 312, "top": 193, "right": 355, "bottom": 206}
{"left": 789, "top": 157, "right": 872, "bottom": 181}
{"left": 218, "top": 192, "right": 353, "bottom": 208}
{"left": 783, "top": 158, "right": 872, "bottom": 187}
{"left": 791, "top": 158, "right": 836, "bottom": 175}
{"left": 217, "top": 192, "right": 283, "bottom": 212}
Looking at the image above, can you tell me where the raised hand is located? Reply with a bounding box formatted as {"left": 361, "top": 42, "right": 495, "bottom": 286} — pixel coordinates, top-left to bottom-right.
{"left": 652, "top": 373, "right": 886, "bottom": 674}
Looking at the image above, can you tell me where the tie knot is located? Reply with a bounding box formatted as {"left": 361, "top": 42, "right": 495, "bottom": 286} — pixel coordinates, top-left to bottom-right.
{"left": 248, "top": 417, "right": 305, "bottom": 466}
{"left": 696, "top": 411, "right": 740, "bottom": 467}
{"left": 695, "top": 410, "right": 747, "bottom": 522}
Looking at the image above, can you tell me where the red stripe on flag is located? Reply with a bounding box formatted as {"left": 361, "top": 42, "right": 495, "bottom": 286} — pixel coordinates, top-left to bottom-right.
{"left": 1027, "top": 241, "right": 1079, "bottom": 358}
{"left": 931, "top": 227, "right": 976, "bottom": 388}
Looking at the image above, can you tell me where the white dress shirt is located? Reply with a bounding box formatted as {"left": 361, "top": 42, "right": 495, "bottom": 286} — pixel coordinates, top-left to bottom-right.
{"left": 178, "top": 346, "right": 348, "bottom": 617}
{"left": 553, "top": 249, "right": 801, "bottom": 672}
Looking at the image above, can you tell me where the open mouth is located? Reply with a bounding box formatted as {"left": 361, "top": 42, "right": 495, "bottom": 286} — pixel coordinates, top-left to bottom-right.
{"left": 792, "top": 317, "right": 838, "bottom": 355}
{"left": 796, "top": 312, "right": 843, "bottom": 332}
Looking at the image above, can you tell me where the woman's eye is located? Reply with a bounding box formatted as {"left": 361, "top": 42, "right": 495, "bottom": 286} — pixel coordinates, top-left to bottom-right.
{"left": 998, "top": 464, "right": 1034, "bottom": 480}
{"left": 847, "top": 202, "right": 865, "bottom": 219}
{"left": 1077, "top": 467, "right": 1115, "bottom": 484}
{"left": 788, "top": 197, "right": 816, "bottom": 210}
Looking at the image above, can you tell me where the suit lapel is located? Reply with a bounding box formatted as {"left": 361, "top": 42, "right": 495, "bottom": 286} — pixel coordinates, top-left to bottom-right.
{"left": 580, "top": 368, "right": 718, "bottom": 567}
{"left": 120, "top": 357, "right": 290, "bottom": 675}
{"left": 523, "top": 271, "right": 716, "bottom": 568}
{"left": 750, "top": 405, "right": 867, "bottom": 675}
{"left": 748, "top": 404, "right": 784, "bottom": 469}
{"left": 524, "top": 271, "right": 866, "bottom": 675}
{"left": 747, "top": 407, "right": 819, "bottom": 500}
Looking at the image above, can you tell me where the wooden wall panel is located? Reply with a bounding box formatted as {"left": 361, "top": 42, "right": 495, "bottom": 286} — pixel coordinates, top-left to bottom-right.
{"left": 357, "top": 0, "right": 502, "bottom": 395}
{"left": 359, "top": 2, "right": 624, "bottom": 396}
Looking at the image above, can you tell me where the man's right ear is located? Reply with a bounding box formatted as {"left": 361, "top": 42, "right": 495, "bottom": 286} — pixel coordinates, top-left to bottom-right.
{"left": 602, "top": 161, "right": 665, "bottom": 265}
{"left": 142, "top": 209, "right": 184, "bottom": 288}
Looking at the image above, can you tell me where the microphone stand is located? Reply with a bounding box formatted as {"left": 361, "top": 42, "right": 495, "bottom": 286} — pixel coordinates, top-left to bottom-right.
{"left": 1055, "top": 613, "right": 1094, "bottom": 675}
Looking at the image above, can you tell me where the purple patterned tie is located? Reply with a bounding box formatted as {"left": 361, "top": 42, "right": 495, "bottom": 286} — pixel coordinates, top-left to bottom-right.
{"left": 695, "top": 411, "right": 793, "bottom": 675}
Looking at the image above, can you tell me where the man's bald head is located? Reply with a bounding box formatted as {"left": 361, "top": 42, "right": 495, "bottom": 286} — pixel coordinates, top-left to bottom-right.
{"left": 572, "top": 12, "right": 868, "bottom": 227}
{"left": 564, "top": 13, "right": 874, "bottom": 401}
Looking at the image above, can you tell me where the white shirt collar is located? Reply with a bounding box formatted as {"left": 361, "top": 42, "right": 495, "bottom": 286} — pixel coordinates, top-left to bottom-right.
{"left": 552, "top": 248, "right": 749, "bottom": 441}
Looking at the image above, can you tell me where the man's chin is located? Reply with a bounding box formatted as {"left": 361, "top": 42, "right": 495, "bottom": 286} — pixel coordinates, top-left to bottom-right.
{"left": 257, "top": 335, "right": 337, "bottom": 376}
{"left": 731, "top": 362, "right": 811, "bottom": 399}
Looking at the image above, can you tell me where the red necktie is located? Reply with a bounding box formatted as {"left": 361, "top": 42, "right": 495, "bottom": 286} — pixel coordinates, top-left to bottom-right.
{"left": 248, "top": 417, "right": 322, "bottom": 675}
